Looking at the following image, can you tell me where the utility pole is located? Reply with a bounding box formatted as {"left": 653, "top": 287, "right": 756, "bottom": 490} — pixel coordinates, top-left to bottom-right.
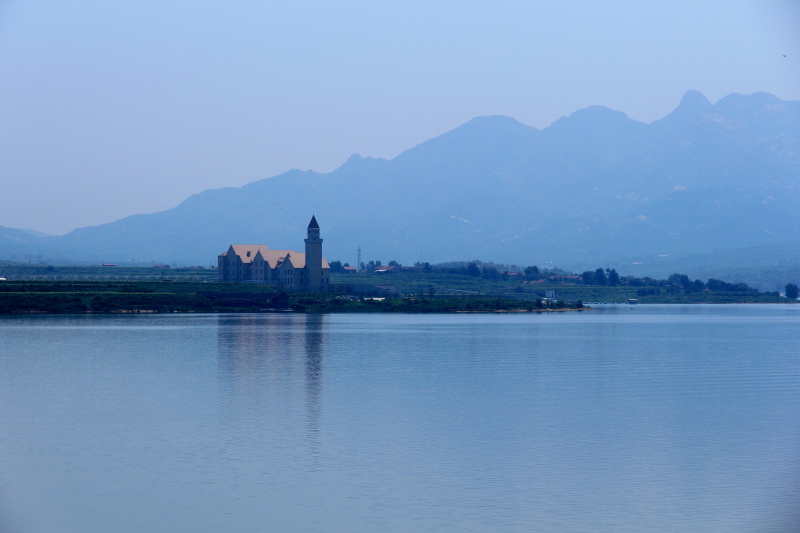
{"left": 357, "top": 245, "right": 361, "bottom": 274}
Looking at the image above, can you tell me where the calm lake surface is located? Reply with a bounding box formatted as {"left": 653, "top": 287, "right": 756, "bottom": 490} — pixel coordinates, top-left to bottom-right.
{"left": 0, "top": 305, "right": 798, "bottom": 532}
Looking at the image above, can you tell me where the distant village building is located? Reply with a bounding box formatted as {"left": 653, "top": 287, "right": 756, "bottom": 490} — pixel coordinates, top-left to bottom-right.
{"left": 217, "top": 216, "right": 331, "bottom": 292}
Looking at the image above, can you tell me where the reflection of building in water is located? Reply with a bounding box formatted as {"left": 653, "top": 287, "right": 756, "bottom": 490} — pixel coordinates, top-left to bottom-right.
{"left": 303, "top": 314, "right": 324, "bottom": 453}
{"left": 216, "top": 314, "right": 327, "bottom": 455}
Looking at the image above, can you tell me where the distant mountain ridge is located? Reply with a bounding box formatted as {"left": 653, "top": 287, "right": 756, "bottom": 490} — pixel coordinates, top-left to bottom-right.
{"left": 2, "top": 90, "right": 799, "bottom": 285}
{"left": 0, "top": 225, "right": 51, "bottom": 256}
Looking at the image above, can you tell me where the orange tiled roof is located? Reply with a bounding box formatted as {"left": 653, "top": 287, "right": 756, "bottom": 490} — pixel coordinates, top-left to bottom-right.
{"left": 228, "top": 245, "right": 271, "bottom": 265}
{"left": 224, "top": 245, "right": 329, "bottom": 270}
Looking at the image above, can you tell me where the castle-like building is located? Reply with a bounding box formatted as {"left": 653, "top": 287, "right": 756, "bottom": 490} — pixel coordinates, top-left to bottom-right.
{"left": 217, "top": 216, "right": 331, "bottom": 292}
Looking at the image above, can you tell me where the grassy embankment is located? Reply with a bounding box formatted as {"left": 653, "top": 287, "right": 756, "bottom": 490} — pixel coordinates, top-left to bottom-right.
{"left": 0, "top": 266, "right": 792, "bottom": 314}
{"left": 0, "top": 265, "right": 216, "bottom": 281}
{"left": 331, "top": 272, "right": 791, "bottom": 304}
{"left": 290, "top": 296, "right": 585, "bottom": 313}
{"left": 0, "top": 281, "right": 273, "bottom": 314}
{"left": 0, "top": 280, "right": 586, "bottom": 314}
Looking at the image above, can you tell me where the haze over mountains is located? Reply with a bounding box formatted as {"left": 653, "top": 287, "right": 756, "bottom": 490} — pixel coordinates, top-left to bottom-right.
{"left": 2, "top": 90, "right": 799, "bottom": 287}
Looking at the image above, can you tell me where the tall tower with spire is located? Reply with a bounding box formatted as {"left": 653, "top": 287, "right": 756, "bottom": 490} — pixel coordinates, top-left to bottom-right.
{"left": 304, "top": 215, "right": 323, "bottom": 292}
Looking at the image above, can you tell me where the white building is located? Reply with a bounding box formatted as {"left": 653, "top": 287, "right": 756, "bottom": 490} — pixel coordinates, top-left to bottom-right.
{"left": 217, "top": 216, "right": 331, "bottom": 292}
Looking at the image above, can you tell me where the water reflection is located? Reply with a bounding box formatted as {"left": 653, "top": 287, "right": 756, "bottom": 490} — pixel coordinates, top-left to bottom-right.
{"left": 216, "top": 313, "right": 327, "bottom": 458}
{"left": 303, "top": 314, "right": 324, "bottom": 459}
{"left": 2, "top": 308, "right": 800, "bottom": 532}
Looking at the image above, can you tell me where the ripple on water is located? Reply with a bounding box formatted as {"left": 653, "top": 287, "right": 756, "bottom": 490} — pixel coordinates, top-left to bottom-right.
{"left": 0, "top": 305, "right": 798, "bottom": 532}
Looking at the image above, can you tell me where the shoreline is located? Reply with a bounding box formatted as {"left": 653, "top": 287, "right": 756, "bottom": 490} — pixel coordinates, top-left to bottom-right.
{"left": 1, "top": 279, "right": 794, "bottom": 315}
{"left": 5, "top": 302, "right": 800, "bottom": 316}
{"left": 0, "top": 307, "right": 594, "bottom": 315}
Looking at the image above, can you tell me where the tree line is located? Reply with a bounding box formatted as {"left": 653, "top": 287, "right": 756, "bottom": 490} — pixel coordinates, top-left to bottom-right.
{"left": 327, "top": 258, "right": 798, "bottom": 298}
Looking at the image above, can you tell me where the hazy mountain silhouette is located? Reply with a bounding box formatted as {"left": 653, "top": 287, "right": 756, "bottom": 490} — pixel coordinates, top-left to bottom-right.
{"left": 0, "top": 225, "right": 53, "bottom": 260}
{"left": 3, "top": 90, "right": 798, "bottom": 278}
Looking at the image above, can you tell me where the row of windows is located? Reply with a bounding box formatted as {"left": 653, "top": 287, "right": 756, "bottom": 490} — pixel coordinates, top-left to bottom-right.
{"left": 221, "top": 267, "right": 328, "bottom": 282}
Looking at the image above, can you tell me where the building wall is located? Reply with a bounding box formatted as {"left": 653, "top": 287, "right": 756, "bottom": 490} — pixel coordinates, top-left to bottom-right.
{"left": 250, "top": 258, "right": 272, "bottom": 283}
{"left": 219, "top": 252, "right": 243, "bottom": 282}
{"left": 219, "top": 219, "right": 330, "bottom": 290}
{"left": 305, "top": 228, "right": 322, "bottom": 293}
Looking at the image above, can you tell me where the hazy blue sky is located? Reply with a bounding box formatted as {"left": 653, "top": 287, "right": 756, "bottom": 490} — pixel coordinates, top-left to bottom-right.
{"left": 1, "top": 0, "right": 798, "bottom": 234}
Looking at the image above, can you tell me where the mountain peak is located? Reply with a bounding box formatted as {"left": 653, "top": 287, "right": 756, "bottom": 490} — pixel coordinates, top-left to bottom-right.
{"left": 463, "top": 115, "right": 528, "bottom": 127}
{"left": 652, "top": 90, "right": 713, "bottom": 127}
{"left": 546, "top": 105, "right": 641, "bottom": 133}
{"left": 713, "top": 91, "right": 788, "bottom": 115}
{"left": 446, "top": 115, "right": 538, "bottom": 137}
{"left": 393, "top": 114, "right": 538, "bottom": 165}
{"left": 679, "top": 90, "right": 712, "bottom": 109}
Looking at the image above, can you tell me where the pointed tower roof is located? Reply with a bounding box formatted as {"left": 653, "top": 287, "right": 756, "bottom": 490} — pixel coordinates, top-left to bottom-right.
{"left": 307, "top": 215, "right": 320, "bottom": 229}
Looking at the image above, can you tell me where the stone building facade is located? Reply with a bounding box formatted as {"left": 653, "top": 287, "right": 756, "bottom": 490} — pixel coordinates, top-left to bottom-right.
{"left": 217, "top": 216, "right": 331, "bottom": 292}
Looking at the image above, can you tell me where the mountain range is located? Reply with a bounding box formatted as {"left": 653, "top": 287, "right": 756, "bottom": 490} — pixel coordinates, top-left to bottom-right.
{"left": 2, "top": 90, "right": 799, "bottom": 288}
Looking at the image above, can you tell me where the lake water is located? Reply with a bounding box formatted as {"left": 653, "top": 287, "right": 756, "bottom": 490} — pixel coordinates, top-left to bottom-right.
{"left": 0, "top": 305, "right": 798, "bottom": 533}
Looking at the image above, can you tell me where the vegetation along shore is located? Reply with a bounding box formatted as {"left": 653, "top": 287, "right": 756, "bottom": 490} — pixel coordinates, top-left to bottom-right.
{"left": 0, "top": 280, "right": 586, "bottom": 314}
{"left": 0, "top": 273, "right": 795, "bottom": 316}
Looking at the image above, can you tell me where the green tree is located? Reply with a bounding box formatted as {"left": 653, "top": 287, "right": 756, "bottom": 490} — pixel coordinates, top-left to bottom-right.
{"left": 594, "top": 268, "right": 607, "bottom": 285}
{"left": 581, "top": 271, "right": 595, "bottom": 284}
{"left": 708, "top": 279, "right": 754, "bottom": 292}
{"left": 786, "top": 283, "right": 799, "bottom": 299}
{"left": 466, "top": 262, "right": 481, "bottom": 277}
{"left": 482, "top": 266, "right": 499, "bottom": 280}
{"left": 606, "top": 268, "right": 620, "bottom": 286}
{"left": 524, "top": 265, "right": 540, "bottom": 278}
{"left": 669, "top": 273, "right": 692, "bottom": 291}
